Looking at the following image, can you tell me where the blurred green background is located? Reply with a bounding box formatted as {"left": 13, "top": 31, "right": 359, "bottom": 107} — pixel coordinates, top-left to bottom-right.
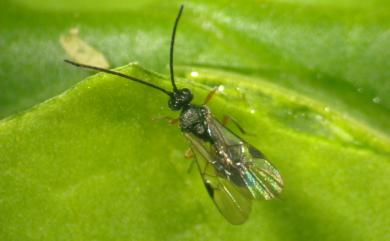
{"left": 0, "top": 0, "right": 389, "bottom": 241}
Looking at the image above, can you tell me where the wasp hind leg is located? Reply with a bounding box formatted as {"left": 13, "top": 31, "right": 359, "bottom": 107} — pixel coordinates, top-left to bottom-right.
{"left": 222, "top": 115, "right": 245, "bottom": 134}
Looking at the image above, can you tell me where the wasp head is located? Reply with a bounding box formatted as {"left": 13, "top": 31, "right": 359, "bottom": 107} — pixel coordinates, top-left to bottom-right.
{"left": 168, "top": 88, "right": 193, "bottom": 111}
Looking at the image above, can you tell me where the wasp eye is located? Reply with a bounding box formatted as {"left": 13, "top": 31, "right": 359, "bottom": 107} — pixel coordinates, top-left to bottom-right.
{"left": 180, "top": 88, "right": 193, "bottom": 103}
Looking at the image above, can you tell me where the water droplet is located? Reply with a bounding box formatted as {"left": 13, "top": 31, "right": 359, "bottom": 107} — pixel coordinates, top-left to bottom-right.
{"left": 218, "top": 85, "right": 225, "bottom": 92}
{"left": 250, "top": 109, "right": 256, "bottom": 114}
{"left": 372, "top": 96, "right": 381, "bottom": 104}
{"left": 190, "top": 71, "right": 199, "bottom": 77}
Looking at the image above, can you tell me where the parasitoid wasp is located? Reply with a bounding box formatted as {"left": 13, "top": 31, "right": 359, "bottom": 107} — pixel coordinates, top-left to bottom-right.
{"left": 65, "top": 5, "right": 283, "bottom": 225}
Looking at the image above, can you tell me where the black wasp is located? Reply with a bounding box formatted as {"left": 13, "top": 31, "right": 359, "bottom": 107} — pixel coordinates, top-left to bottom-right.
{"left": 65, "top": 5, "right": 283, "bottom": 225}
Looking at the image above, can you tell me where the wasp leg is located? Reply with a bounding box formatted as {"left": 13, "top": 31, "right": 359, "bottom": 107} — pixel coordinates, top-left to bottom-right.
{"left": 185, "top": 149, "right": 219, "bottom": 177}
{"left": 185, "top": 147, "right": 194, "bottom": 158}
{"left": 152, "top": 116, "right": 179, "bottom": 125}
{"left": 187, "top": 160, "right": 196, "bottom": 173}
{"left": 186, "top": 149, "right": 217, "bottom": 176}
{"left": 222, "top": 115, "right": 256, "bottom": 136}
{"left": 203, "top": 86, "right": 219, "bottom": 105}
{"left": 201, "top": 161, "right": 218, "bottom": 178}
{"left": 185, "top": 148, "right": 196, "bottom": 173}
{"left": 222, "top": 115, "right": 246, "bottom": 134}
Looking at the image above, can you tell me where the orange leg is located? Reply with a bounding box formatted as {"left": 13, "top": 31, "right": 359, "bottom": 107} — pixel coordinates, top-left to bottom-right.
{"left": 222, "top": 115, "right": 247, "bottom": 134}
{"left": 184, "top": 148, "right": 194, "bottom": 159}
{"left": 152, "top": 116, "right": 179, "bottom": 125}
{"left": 203, "top": 86, "right": 219, "bottom": 105}
{"left": 185, "top": 148, "right": 196, "bottom": 173}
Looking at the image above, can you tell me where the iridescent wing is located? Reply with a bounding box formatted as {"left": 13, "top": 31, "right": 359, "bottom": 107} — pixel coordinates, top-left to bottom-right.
{"left": 185, "top": 133, "right": 252, "bottom": 225}
{"left": 208, "top": 117, "right": 284, "bottom": 200}
{"left": 184, "top": 115, "right": 283, "bottom": 224}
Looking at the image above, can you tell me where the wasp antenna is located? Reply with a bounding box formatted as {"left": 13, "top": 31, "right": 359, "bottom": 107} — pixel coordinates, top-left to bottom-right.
{"left": 64, "top": 59, "right": 173, "bottom": 97}
{"left": 169, "top": 5, "right": 184, "bottom": 92}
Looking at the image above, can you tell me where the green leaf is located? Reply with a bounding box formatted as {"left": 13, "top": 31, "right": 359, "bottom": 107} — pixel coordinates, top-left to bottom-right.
{"left": 1, "top": 0, "right": 389, "bottom": 240}
{"left": 1, "top": 64, "right": 389, "bottom": 240}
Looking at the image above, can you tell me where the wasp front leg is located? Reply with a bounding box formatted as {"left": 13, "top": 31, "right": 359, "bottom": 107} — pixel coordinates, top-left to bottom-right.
{"left": 203, "top": 86, "right": 219, "bottom": 105}
{"left": 152, "top": 116, "right": 179, "bottom": 125}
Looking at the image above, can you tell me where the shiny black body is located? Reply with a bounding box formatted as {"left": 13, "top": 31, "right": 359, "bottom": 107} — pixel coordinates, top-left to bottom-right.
{"left": 179, "top": 104, "right": 211, "bottom": 141}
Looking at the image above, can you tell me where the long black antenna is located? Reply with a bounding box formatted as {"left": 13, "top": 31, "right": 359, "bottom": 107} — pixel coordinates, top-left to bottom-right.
{"left": 169, "top": 5, "right": 184, "bottom": 92}
{"left": 64, "top": 60, "right": 173, "bottom": 97}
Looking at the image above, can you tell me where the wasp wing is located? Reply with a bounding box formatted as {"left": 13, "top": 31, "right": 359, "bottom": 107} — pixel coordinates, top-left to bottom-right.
{"left": 208, "top": 117, "right": 284, "bottom": 200}
{"left": 185, "top": 133, "right": 252, "bottom": 225}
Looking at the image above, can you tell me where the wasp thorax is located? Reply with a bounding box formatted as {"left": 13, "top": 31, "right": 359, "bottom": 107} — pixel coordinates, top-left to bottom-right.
{"left": 180, "top": 105, "right": 210, "bottom": 140}
{"left": 168, "top": 88, "right": 193, "bottom": 111}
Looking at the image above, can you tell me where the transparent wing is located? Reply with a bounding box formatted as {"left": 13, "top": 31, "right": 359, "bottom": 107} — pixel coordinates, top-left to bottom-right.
{"left": 208, "top": 117, "right": 284, "bottom": 200}
{"left": 185, "top": 133, "right": 252, "bottom": 225}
